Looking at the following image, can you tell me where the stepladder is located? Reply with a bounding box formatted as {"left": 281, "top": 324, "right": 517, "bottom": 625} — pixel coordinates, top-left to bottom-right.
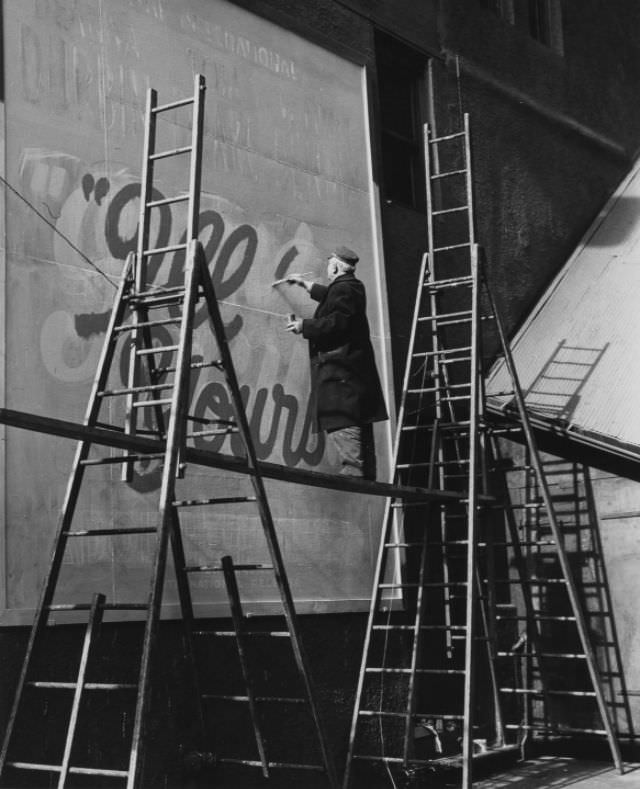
{"left": 0, "top": 75, "right": 337, "bottom": 789}
{"left": 343, "top": 113, "right": 624, "bottom": 789}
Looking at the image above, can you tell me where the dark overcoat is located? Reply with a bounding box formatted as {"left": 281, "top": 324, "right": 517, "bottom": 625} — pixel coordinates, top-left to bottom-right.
{"left": 301, "top": 272, "right": 388, "bottom": 433}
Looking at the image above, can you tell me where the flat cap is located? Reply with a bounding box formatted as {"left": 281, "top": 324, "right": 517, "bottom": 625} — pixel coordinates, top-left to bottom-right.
{"left": 332, "top": 245, "right": 359, "bottom": 265}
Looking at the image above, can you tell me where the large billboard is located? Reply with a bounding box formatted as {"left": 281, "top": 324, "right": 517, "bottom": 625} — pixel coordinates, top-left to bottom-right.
{"left": 0, "top": 0, "right": 394, "bottom": 623}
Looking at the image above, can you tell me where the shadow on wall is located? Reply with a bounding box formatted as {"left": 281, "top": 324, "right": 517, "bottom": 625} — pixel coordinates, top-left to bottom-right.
{"left": 519, "top": 339, "right": 609, "bottom": 426}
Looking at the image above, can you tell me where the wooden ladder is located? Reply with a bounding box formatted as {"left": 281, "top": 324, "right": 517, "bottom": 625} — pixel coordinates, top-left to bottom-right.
{"left": 342, "top": 113, "right": 622, "bottom": 789}
{"left": 0, "top": 74, "right": 337, "bottom": 789}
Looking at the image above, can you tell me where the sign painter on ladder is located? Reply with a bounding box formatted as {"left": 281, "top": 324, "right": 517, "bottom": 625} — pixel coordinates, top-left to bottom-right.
{"left": 284, "top": 246, "right": 388, "bottom": 481}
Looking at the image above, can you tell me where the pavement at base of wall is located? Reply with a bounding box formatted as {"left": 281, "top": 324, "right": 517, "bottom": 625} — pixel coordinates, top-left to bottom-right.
{"left": 475, "top": 757, "right": 640, "bottom": 789}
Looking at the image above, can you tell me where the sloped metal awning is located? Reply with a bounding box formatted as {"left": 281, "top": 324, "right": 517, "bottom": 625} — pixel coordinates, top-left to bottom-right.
{"left": 486, "top": 157, "right": 640, "bottom": 480}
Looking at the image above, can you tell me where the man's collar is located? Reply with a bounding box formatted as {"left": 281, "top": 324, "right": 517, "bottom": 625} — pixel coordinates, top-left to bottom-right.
{"left": 330, "top": 272, "right": 356, "bottom": 284}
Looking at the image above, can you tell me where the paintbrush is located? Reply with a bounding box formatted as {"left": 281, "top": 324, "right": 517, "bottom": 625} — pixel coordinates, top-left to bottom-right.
{"left": 271, "top": 272, "right": 312, "bottom": 287}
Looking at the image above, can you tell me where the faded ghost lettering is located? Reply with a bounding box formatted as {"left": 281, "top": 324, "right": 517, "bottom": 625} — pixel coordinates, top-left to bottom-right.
{"left": 27, "top": 156, "right": 326, "bottom": 487}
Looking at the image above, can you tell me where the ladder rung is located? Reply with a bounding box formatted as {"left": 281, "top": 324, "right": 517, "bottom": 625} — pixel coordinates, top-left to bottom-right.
{"left": 71, "top": 767, "right": 130, "bottom": 777}
{"left": 431, "top": 130, "right": 466, "bottom": 143}
{"left": 149, "top": 145, "right": 192, "bottom": 161}
{"left": 431, "top": 168, "right": 467, "bottom": 180}
{"left": 190, "top": 359, "right": 224, "bottom": 370}
{"left": 153, "top": 359, "right": 223, "bottom": 376}
{"left": 418, "top": 309, "right": 472, "bottom": 323}
{"left": 496, "top": 614, "right": 576, "bottom": 622}
{"left": 29, "top": 681, "right": 137, "bottom": 690}
{"left": 420, "top": 625, "right": 466, "bottom": 631}
{"left": 217, "top": 758, "right": 323, "bottom": 772}
{"left": 142, "top": 242, "right": 188, "bottom": 258}
{"left": 114, "top": 316, "right": 180, "bottom": 332}
{"left": 187, "top": 415, "right": 235, "bottom": 426}
{"left": 365, "top": 667, "right": 411, "bottom": 674}
{"left": 505, "top": 724, "right": 607, "bottom": 735}
{"left": 80, "top": 453, "right": 165, "bottom": 466}
{"left": 47, "top": 603, "right": 147, "bottom": 611}
{"left": 63, "top": 528, "right": 157, "bottom": 537}
{"left": 99, "top": 382, "right": 172, "bottom": 397}
{"left": 432, "top": 242, "right": 472, "bottom": 253}
{"left": 185, "top": 427, "right": 239, "bottom": 438}
{"left": 380, "top": 578, "right": 467, "bottom": 589}
{"left": 432, "top": 205, "right": 468, "bottom": 216}
{"left": 495, "top": 578, "right": 567, "bottom": 585}
{"left": 418, "top": 316, "right": 472, "bottom": 328}
{"left": 136, "top": 344, "right": 179, "bottom": 356}
{"left": 425, "top": 275, "right": 473, "bottom": 290}
{"left": 417, "top": 668, "right": 465, "bottom": 675}
{"left": 358, "top": 710, "right": 408, "bottom": 718}
{"left": 408, "top": 383, "right": 470, "bottom": 395}
{"left": 132, "top": 399, "right": 173, "bottom": 408}
{"left": 6, "top": 762, "right": 128, "bottom": 778}
{"left": 146, "top": 194, "right": 189, "bottom": 208}
{"left": 127, "top": 290, "right": 185, "bottom": 308}
{"left": 152, "top": 96, "right": 195, "bottom": 113}
{"left": 197, "top": 630, "right": 290, "bottom": 638}
{"left": 6, "top": 761, "right": 63, "bottom": 773}
{"left": 500, "top": 688, "right": 596, "bottom": 697}
{"left": 185, "top": 563, "right": 273, "bottom": 573}
{"left": 497, "top": 651, "right": 586, "bottom": 660}
{"left": 174, "top": 496, "right": 257, "bottom": 507}
{"left": 416, "top": 346, "right": 472, "bottom": 358}
{"left": 203, "top": 694, "right": 305, "bottom": 704}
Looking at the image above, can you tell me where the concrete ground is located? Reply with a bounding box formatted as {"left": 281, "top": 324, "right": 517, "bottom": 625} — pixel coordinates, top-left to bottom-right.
{"left": 476, "top": 757, "right": 640, "bottom": 789}
{"left": 184, "top": 757, "right": 640, "bottom": 788}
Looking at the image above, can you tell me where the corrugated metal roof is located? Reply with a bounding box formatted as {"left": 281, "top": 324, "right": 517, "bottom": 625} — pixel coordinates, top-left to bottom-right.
{"left": 486, "top": 160, "right": 640, "bottom": 454}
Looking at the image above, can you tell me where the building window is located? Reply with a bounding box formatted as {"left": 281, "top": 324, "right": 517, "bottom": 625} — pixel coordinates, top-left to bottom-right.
{"left": 375, "top": 32, "right": 428, "bottom": 211}
{"left": 479, "top": 0, "right": 563, "bottom": 53}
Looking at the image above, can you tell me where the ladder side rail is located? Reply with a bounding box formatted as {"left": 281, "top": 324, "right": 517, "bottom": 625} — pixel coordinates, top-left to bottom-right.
{"left": 136, "top": 87, "right": 158, "bottom": 292}
{"left": 221, "top": 556, "right": 270, "bottom": 777}
{"left": 0, "top": 259, "right": 133, "bottom": 777}
{"left": 127, "top": 242, "right": 201, "bottom": 789}
{"left": 423, "top": 123, "right": 437, "bottom": 280}
{"left": 425, "top": 122, "right": 458, "bottom": 656}
{"left": 166, "top": 502, "right": 208, "bottom": 749}
{"left": 342, "top": 506, "right": 398, "bottom": 789}
{"left": 582, "top": 465, "right": 635, "bottom": 740}
{"left": 469, "top": 116, "right": 505, "bottom": 749}
{"left": 394, "top": 250, "right": 431, "bottom": 477}
{"left": 400, "top": 414, "right": 442, "bottom": 765}
{"left": 57, "top": 593, "right": 106, "bottom": 789}
{"left": 487, "top": 436, "right": 550, "bottom": 753}
{"left": 463, "top": 114, "right": 476, "bottom": 250}
{"left": 195, "top": 245, "right": 338, "bottom": 789}
{"left": 344, "top": 249, "right": 432, "bottom": 785}
{"left": 460, "top": 245, "right": 481, "bottom": 789}
{"left": 479, "top": 246, "right": 623, "bottom": 774}
{"left": 186, "top": 74, "right": 206, "bottom": 242}
{"left": 123, "top": 86, "right": 158, "bottom": 479}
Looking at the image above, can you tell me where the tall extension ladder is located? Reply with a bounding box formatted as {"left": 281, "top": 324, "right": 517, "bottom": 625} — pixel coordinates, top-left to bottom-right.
{"left": 343, "top": 114, "right": 622, "bottom": 789}
{"left": 0, "top": 75, "right": 337, "bottom": 789}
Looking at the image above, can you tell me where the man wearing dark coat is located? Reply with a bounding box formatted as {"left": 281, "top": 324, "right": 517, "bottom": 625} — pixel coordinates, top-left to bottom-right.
{"left": 285, "top": 246, "right": 388, "bottom": 480}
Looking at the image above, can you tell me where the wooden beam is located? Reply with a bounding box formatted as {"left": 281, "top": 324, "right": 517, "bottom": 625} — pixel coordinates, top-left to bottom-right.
{"left": 485, "top": 404, "right": 640, "bottom": 484}
{"left": 0, "top": 407, "right": 470, "bottom": 504}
